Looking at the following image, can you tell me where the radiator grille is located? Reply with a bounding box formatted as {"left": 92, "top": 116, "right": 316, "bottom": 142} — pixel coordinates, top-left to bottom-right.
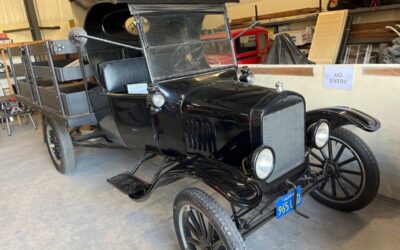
{"left": 262, "top": 102, "right": 305, "bottom": 182}
{"left": 185, "top": 119, "right": 217, "bottom": 153}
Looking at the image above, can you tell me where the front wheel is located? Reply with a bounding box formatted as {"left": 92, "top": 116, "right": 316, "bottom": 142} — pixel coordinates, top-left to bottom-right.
{"left": 309, "top": 127, "right": 380, "bottom": 212}
{"left": 44, "top": 118, "right": 75, "bottom": 174}
{"left": 173, "top": 188, "right": 246, "bottom": 250}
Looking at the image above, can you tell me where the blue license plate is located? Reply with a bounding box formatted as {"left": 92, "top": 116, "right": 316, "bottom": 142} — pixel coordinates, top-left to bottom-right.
{"left": 276, "top": 185, "right": 303, "bottom": 219}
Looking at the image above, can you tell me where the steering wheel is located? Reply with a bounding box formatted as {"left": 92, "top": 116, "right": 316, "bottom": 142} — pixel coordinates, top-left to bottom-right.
{"left": 169, "top": 40, "right": 205, "bottom": 72}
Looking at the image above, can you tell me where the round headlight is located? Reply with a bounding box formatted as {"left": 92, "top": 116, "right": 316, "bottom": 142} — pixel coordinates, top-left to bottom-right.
{"left": 151, "top": 93, "right": 165, "bottom": 108}
{"left": 245, "top": 73, "right": 255, "bottom": 85}
{"left": 314, "top": 121, "right": 330, "bottom": 148}
{"left": 252, "top": 146, "right": 275, "bottom": 180}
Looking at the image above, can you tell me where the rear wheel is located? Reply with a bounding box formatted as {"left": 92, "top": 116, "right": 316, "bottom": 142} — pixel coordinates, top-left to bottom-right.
{"left": 173, "top": 188, "right": 246, "bottom": 250}
{"left": 309, "top": 127, "right": 380, "bottom": 212}
{"left": 44, "top": 118, "right": 75, "bottom": 174}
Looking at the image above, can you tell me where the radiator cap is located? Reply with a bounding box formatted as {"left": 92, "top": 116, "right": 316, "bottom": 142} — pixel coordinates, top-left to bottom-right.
{"left": 275, "top": 81, "right": 284, "bottom": 93}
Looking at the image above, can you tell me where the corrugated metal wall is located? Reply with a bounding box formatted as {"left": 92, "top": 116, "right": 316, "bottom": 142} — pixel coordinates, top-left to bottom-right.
{"left": 0, "top": 0, "right": 73, "bottom": 42}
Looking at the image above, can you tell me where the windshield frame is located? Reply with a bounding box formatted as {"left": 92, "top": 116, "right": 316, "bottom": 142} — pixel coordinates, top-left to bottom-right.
{"left": 128, "top": 4, "right": 238, "bottom": 83}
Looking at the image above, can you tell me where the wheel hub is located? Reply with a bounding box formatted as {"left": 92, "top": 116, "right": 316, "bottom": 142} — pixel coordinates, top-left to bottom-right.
{"left": 46, "top": 125, "right": 62, "bottom": 166}
{"left": 199, "top": 239, "right": 211, "bottom": 248}
{"left": 325, "top": 160, "right": 340, "bottom": 178}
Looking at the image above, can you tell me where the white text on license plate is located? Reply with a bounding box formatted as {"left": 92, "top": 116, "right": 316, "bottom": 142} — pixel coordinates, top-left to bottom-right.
{"left": 276, "top": 186, "right": 302, "bottom": 219}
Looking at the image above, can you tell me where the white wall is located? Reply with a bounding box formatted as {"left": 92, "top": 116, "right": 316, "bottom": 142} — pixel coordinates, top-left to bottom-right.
{"left": 251, "top": 64, "right": 400, "bottom": 200}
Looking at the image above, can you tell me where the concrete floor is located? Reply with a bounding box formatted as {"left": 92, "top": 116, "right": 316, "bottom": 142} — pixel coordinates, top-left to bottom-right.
{"left": 1, "top": 118, "right": 400, "bottom": 250}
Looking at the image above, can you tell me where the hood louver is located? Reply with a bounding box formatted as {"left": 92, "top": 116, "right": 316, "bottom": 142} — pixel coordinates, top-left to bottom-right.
{"left": 185, "top": 119, "right": 217, "bottom": 154}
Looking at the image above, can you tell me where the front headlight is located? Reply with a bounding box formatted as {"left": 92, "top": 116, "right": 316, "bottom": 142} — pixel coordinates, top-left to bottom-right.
{"left": 251, "top": 146, "right": 275, "bottom": 180}
{"left": 239, "top": 66, "right": 255, "bottom": 85}
{"left": 151, "top": 93, "right": 166, "bottom": 108}
{"left": 313, "top": 120, "right": 330, "bottom": 148}
{"left": 244, "top": 73, "right": 255, "bottom": 85}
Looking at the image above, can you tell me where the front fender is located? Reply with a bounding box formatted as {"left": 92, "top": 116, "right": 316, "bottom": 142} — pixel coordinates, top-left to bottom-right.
{"left": 133, "top": 158, "right": 262, "bottom": 208}
{"left": 306, "top": 106, "right": 380, "bottom": 132}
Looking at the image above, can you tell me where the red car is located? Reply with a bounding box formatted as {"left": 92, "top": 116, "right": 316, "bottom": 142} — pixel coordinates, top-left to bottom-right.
{"left": 203, "top": 27, "right": 269, "bottom": 65}
{"left": 232, "top": 27, "right": 269, "bottom": 64}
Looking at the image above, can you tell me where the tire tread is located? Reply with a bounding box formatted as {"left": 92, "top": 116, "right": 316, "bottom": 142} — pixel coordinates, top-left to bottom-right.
{"left": 44, "top": 118, "right": 75, "bottom": 174}
{"left": 174, "top": 188, "right": 246, "bottom": 250}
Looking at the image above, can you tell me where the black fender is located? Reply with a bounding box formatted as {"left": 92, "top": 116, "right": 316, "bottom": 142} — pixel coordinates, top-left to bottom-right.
{"left": 131, "top": 157, "right": 262, "bottom": 208}
{"left": 306, "top": 106, "right": 380, "bottom": 132}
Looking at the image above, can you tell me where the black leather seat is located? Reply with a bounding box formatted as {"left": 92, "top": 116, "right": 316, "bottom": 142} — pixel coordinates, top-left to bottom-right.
{"left": 99, "top": 57, "right": 150, "bottom": 93}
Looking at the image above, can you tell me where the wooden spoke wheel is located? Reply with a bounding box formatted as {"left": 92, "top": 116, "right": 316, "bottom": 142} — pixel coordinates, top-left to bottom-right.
{"left": 309, "top": 128, "right": 380, "bottom": 212}
{"left": 173, "top": 188, "right": 246, "bottom": 250}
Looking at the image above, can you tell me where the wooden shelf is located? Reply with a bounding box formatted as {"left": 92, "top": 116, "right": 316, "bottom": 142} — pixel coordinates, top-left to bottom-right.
{"left": 260, "top": 14, "right": 318, "bottom": 28}
{"left": 349, "top": 3, "right": 400, "bottom": 14}
{"left": 230, "top": 7, "right": 320, "bottom": 28}
{"left": 348, "top": 20, "right": 400, "bottom": 45}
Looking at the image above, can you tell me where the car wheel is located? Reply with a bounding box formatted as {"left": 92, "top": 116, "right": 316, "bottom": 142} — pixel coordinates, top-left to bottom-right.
{"left": 309, "top": 127, "right": 380, "bottom": 212}
{"left": 44, "top": 118, "right": 75, "bottom": 174}
{"left": 173, "top": 188, "right": 246, "bottom": 250}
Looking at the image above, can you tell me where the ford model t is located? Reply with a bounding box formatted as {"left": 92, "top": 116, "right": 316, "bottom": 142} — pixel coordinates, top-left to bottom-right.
{"left": 10, "top": 0, "right": 381, "bottom": 249}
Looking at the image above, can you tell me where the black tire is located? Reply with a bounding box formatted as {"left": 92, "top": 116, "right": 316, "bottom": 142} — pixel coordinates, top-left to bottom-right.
{"left": 44, "top": 118, "right": 75, "bottom": 174}
{"left": 173, "top": 188, "right": 246, "bottom": 250}
{"left": 310, "top": 127, "right": 380, "bottom": 212}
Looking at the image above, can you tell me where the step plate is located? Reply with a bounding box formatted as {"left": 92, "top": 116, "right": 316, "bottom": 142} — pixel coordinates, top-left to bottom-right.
{"left": 107, "top": 172, "right": 151, "bottom": 199}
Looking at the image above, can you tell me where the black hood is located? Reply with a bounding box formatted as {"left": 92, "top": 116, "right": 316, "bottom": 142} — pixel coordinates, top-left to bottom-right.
{"left": 182, "top": 82, "right": 275, "bottom": 122}
{"left": 158, "top": 70, "right": 276, "bottom": 122}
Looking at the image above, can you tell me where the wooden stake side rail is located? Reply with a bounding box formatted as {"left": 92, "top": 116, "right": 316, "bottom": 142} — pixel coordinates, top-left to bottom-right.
{"left": 4, "top": 39, "right": 98, "bottom": 128}
{"left": 1, "top": 41, "right": 46, "bottom": 96}
{"left": 0, "top": 40, "right": 46, "bottom": 50}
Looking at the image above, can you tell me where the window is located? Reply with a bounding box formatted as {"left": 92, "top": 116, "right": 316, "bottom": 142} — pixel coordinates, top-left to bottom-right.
{"left": 236, "top": 35, "right": 256, "bottom": 54}
{"left": 258, "top": 33, "right": 267, "bottom": 50}
{"left": 138, "top": 11, "right": 234, "bottom": 81}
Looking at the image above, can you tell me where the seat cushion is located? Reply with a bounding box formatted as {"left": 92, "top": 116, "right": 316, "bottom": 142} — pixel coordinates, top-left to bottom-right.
{"left": 99, "top": 57, "right": 150, "bottom": 93}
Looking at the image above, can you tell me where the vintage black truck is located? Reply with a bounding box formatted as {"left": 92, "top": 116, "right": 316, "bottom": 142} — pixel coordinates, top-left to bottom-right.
{"left": 8, "top": 0, "right": 381, "bottom": 249}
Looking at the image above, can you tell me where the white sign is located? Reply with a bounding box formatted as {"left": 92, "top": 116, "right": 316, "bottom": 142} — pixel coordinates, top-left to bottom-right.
{"left": 127, "top": 83, "right": 148, "bottom": 94}
{"left": 324, "top": 65, "right": 354, "bottom": 90}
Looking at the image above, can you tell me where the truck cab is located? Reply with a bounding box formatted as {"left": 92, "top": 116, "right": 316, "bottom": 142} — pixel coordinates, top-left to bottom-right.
{"left": 232, "top": 27, "right": 269, "bottom": 64}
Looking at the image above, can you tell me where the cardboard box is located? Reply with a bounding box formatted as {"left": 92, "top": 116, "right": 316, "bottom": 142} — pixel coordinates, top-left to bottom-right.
{"left": 276, "top": 27, "right": 315, "bottom": 46}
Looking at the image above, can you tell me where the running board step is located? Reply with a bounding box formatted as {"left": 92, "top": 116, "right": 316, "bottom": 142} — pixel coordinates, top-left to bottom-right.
{"left": 107, "top": 172, "right": 151, "bottom": 200}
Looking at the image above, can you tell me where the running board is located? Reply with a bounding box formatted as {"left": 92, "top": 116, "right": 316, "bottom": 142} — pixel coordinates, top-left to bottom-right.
{"left": 107, "top": 173, "right": 151, "bottom": 200}
{"left": 73, "top": 138, "right": 126, "bottom": 149}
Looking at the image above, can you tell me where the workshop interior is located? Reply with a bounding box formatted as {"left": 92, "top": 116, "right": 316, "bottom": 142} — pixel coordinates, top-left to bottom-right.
{"left": 0, "top": 0, "right": 399, "bottom": 249}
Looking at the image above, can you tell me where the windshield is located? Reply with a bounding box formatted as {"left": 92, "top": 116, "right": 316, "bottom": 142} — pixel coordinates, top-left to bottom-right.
{"left": 129, "top": 5, "right": 236, "bottom": 82}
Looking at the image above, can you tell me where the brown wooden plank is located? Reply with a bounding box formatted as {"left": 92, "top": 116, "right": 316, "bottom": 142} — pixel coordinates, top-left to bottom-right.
{"left": 249, "top": 67, "right": 314, "bottom": 76}
{"left": 0, "top": 40, "right": 45, "bottom": 49}
{"left": 362, "top": 67, "right": 400, "bottom": 77}
{"left": 230, "top": 7, "right": 320, "bottom": 26}
{"left": 349, "top": 20, "right": 400, "bottom": 44}
{"left": 1, "top": 49, "right": 14, "bottom": 95}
